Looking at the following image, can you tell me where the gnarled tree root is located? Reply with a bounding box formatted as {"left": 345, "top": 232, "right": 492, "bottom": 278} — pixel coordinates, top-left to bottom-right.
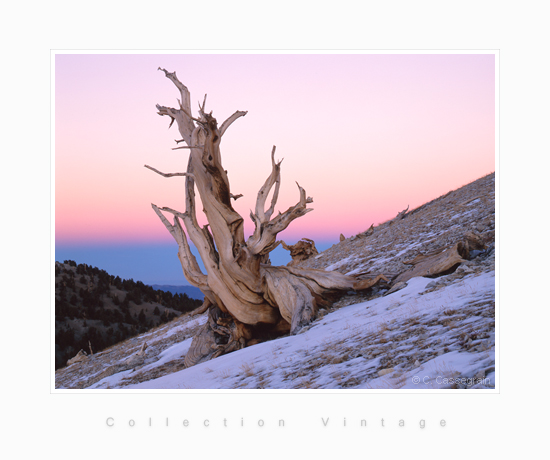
{"left": 184, "top": 305, "right": 253, "bottom": 368}
{"left": 183, "top": 266, "right": 388, "bottom": 368}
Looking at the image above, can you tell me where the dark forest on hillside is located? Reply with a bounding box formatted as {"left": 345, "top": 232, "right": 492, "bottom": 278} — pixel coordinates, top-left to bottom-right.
{"left": 55, "top": 260, "right": 202, "bottom": 370}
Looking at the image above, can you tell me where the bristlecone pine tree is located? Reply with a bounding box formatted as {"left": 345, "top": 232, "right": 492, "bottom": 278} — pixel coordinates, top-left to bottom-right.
{"left": 146, "top": 68, "right": 386, "bottom": 367}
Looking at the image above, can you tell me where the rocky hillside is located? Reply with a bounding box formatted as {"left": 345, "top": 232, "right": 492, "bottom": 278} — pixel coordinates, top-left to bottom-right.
{"left": 55, "top": 172, "right": 495, "bottom": 390}
{"left": 301, "top": 173, "right": 494, "bottom": 275}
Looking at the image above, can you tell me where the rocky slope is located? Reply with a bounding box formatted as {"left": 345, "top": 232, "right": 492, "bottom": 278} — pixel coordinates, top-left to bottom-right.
{"left": 301, "top": 173, "right": 494, "bottom": 276}
{"left": 55, "top": 172, "right": 495, "bottom": 390}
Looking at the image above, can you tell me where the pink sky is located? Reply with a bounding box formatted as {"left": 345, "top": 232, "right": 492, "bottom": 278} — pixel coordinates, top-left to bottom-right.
{"left": 55, "top": 53, "right": 495, "bottom": 245}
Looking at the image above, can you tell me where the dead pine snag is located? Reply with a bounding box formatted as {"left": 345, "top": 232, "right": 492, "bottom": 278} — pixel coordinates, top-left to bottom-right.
{"left": 147, "top": 69, "right": 384, "bottom": 366}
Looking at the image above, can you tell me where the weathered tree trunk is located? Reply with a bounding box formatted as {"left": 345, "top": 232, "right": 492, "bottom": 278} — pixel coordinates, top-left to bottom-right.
{"left": 394, "top": 231, "right": 486, "bottom": 284}
{"left": 147, "top": 69, "right": 383, "bottom": 367}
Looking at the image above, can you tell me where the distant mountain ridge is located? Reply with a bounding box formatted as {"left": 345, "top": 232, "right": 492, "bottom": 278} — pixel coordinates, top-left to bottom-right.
{"left": 150, "top": 284, "right": 204, "bottom": 300}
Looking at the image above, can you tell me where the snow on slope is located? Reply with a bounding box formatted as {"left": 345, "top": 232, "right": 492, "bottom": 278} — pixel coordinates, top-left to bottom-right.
{"left": 81, "top": 270, "right": 495, "bottom": 390}
{"left": 55, "top": 313, "right": 207, "bottom": 389}
{"left": 55, "top": 173, "right": 496, "bottom": 391}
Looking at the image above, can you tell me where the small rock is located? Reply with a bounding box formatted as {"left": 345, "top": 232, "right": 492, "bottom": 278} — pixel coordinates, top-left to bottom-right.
{"left": 470, "top": 249, "right": 484, "bottom": 258}
{"left": 67, "top": 349, "right": 88, "bottom": 366}
{"left": 378, "top": 368, "right": 395, "bottom": 377}
{"left": 456, "top": 264, "right": 473, "bottom": 274}
{"left": 414, "top": 360, "right": 421, "bottom": 367}
{"left": 384, "top": 282, "right": 408, "bottom": 296}
{"left": 125, "top": 353, "right": 145, "bottom": 367}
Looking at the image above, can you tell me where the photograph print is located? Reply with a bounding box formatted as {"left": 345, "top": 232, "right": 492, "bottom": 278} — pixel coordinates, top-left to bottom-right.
{"left": 54, "top": 52, "right": 496, "bottom": 390}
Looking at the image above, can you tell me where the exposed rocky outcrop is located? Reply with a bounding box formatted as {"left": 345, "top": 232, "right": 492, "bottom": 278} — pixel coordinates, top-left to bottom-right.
{"left": 298, "top": 173, "right": 495, "bottom": 286}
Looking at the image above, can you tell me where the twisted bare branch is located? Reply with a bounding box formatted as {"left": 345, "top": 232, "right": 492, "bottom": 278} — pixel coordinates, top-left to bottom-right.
{"left": 156, "top": 68, "right": 196, "bottom": 144}
{"left": 151, "top": 204, "right": 208, "bottom": 288}
{"left": 172, "top": 145, "right": 205, "bottom": 150}
{"left": 248, "top": 181, "right": 314, "bottom": 255}
{"left": 254, "top": 146, "right": 282, "bottom": 223}
{"left": 144, "top": 164, "right": 195, "bottom": 179}
{"left": 219, "top": 110, "right": 248, "bottom": 137}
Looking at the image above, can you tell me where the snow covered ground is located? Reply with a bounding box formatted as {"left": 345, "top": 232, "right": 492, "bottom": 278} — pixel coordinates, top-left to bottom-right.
{"left": 55, "top": 173, "right": 496, "bottom": 391}
{"left": 71, "top": 269, "right": 495, "bottom": 391}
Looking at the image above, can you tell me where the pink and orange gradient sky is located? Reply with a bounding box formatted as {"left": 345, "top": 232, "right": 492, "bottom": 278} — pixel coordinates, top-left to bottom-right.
{"left": 55, "top": 53, "right": 495, "bottom": 246}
